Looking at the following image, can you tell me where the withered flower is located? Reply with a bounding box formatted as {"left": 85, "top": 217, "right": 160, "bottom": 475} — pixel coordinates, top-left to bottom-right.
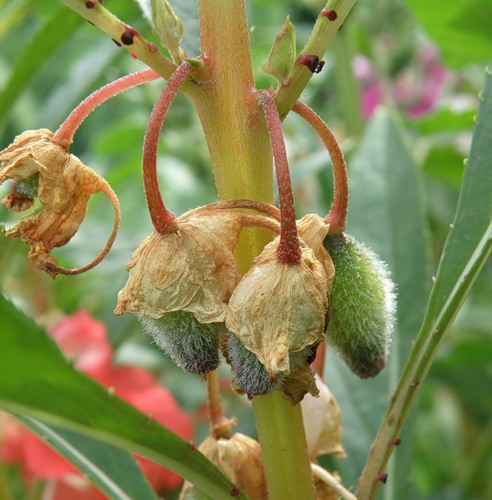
{"left": 226, "top": 237, "right": 329, "bottom": 379}
{"left": 180, "top": 433, "right": 267, "bottom": 500}
{"left": 0, "top": 129, "right": 120, "bottom": 278}
{"left": 115, "top": 208, "right": 243, "bottom": 324}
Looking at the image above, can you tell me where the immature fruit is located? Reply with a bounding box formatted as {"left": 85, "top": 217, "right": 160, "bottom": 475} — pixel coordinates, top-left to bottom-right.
{"left": 323, "top": 233, "right": 396, "bottom": 378}
{"left": 227, "top": 332, "right": 280, "bottom": 397}
{"left": 140, "top": 311, "right": 223, "bottom": 375}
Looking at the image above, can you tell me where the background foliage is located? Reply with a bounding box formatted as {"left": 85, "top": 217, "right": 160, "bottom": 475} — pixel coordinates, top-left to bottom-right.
{"left": 0, "top": 0, "right": 491, "bottom": 498}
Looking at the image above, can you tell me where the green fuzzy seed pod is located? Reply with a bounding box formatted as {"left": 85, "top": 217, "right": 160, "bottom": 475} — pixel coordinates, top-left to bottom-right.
{"left": 13, "top": 173, "right": 40, "bottom": 199}
{"left": 323, "top": 233, "right": 396, "bottom": 378}
{"left": 140, "top": 311, "right": 222, "bottom": 375}
{"left": 227, "top": 333, "right": 318, "bottom": 398}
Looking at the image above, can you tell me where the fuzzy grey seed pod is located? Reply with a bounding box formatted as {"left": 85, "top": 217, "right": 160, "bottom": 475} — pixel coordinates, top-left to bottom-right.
{"left": 227, "top": 332, "right": 281, "bottom": 397}
{"left": 140, "top": 311, "right": 223, "bottom": 375}
{"left": 323, "top": 233, "right": 396, "bottom": 378}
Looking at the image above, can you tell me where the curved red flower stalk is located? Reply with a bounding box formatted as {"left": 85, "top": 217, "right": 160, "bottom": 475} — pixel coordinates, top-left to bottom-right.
{"left": 259, "top": 91, "right": 301, "bottom": 264}
{"left": 52, "top": 69, "right": 160, "bottom": 148}
{"left": 292, "top": 101, "right": 348, "bottom": 235}
{"left": 143, "top": 62, "right": 193, "bottom": 234}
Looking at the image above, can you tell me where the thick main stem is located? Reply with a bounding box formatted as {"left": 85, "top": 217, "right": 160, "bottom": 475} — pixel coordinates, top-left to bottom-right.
{"left": 253, "top": 391, "right": 316, "bottom": 500}
{"left": 197, "top": 2, "right": 315, "bottom": 498}
{"left": 143, "top": 62, "right": 192, "bottom": 233}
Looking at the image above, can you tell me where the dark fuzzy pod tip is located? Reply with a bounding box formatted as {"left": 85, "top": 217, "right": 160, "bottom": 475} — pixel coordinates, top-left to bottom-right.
{"left": 140, "top": 311, "right": 222, "bottom": 375}
{"left": 227, "top": 332, "right": 279, "bottom": 397}
{"left": 226, "top": 334, "right": 319, "bottom": 398}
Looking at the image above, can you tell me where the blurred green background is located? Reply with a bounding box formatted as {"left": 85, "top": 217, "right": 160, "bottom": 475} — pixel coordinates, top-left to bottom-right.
{"left": 0, "top": 0, "right": 491, "bottom": 498}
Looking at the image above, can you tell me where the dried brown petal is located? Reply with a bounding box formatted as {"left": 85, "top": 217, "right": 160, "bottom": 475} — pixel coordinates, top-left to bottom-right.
{"left": 180, "top": 433, "right": 267, "bottom": 500}
{"left": 115, "top": 209, "right": 242, "bottom": 323}
{"left": 297, "top": 213, "right": 335, "bottom": 292}
{"left": 0, "top": 129, "right": 120, "bottom": 278}
{"left": 301, "top": 374, "right": 345, "bottom": 459}
{"left": 226, "top": 238, "right": 329, "bottom": 378}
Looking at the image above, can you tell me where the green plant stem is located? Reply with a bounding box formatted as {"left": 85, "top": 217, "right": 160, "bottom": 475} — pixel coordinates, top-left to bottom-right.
{"left": 252, "top": 391, "right": 315, "bottom": 500}
{"left": 357, "top": 225, "right": 492, "bottom": 499}
{"left": 194, "top": 0, "right": 273, "bottom": 265}
{"left": 196, "top": 1, "right": 314, "bottom": 497}
{"left": 275, "top": 0, "right": 358, "bottom": 118}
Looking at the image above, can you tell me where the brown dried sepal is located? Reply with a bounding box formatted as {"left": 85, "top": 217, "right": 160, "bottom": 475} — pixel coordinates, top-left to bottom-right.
{"left": 0, "top": 129, "right": 120, "bottom": 278}
{"left": 180, "top": 433, "right": 267, "bottom": 500}
{"left": 281, "top": 363, "right": 319, "bottom": 405}
{"left": 226, "top": 238, "right": 329, "bottom": 378}
{"left": 301, "top": 374, "right": 345, "bottom": 459}
{"left": 115, "top": 209, "right": 243, "bottom": 324}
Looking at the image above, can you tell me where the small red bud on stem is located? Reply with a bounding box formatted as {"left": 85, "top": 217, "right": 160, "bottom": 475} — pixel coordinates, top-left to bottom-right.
{"left": 53, "top": 69, "right": 160, "bottom": 148}
{"left": 292, "top": 101, "right": 348, "bottom": 234}
{"left": 143, "top": 62, "right": 193, "bottom": 234}
{"left": 259, "top": 91, "right": 301, "bottom": 264}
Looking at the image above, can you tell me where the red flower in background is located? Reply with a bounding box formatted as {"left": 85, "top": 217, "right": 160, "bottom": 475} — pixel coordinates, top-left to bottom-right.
{"left": 0, "top": 311, "right": 193, "bottom": 498}
{"left": 354, "top": 45, "right": 447, "bottom": 120}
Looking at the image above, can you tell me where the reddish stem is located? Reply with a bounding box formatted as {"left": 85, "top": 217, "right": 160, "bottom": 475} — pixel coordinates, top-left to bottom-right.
{"left": 259, "top": 91, "right": 301, "bottom": 264}
{"left": 207, "top": 370, "right": 234, "bottom": 439}
{"left": 292, "top": 101, "right": 348, "bottom": 234}
{"left": 143, "top": 62, "right": 193, "bottom": 233}
{"left": 53, "top": 69, "right": 160, "bottom": 148}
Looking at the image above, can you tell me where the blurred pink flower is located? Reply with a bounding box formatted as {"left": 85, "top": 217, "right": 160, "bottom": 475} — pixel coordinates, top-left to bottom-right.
{"left": 0, "top": 311, "right": 193, "bottom": 497}
{"left": 354, "top": 45, "right": 447, "bottom": 119}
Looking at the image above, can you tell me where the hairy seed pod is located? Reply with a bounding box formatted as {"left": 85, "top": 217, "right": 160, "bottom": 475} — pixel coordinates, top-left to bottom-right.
{"left": 323, "top": 233, "right": 396, "bottom": 378}
{"left": 140, "top": 311, "right": 223, "bottom": 375}
{"left": 227, "top": 332, "right": 280, "bottom": 397}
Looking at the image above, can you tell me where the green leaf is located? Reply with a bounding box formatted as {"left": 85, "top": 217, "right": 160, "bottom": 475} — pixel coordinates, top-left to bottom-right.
{"left": 423, "top": 67, "right": 492, "bottom": 329}
{"left": 13, "top": 415, "right": 158, "bottom": 500}
{"left": 0, "top": 295, "right": 246, "bottom": 500}
{"left": 0, "top": 5, "right": 81, "bottom": 120}
{"left": 356, "top": 64, "right": 492, "bottom": 500}
{"left": 324, "top": 109, "right": 431, "bottom": 494}
{"left": 407, "top": 0, "right": 492, "bottom": 68}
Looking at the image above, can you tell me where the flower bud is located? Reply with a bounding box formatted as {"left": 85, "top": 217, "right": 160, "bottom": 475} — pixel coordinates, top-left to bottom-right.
{"left": 141, "top": 311, "right": 223, "bottom": 375}
{"left": 151, "top": 0, "right": 185, "bottom": 62}
{"left": 323, "top": 233, "right": 396, "bottom": 378}
{"left": 261, "top": 16, "right": 296, "bottom": 85}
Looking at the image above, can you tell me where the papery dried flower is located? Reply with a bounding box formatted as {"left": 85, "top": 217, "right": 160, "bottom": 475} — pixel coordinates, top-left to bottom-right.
{"left": 226, "top": 237, "right": 329, "bottom": 380}
{"left": 0, "top": 129, "right": 120, "bottom": 278}
{"left": 301, "top": 374, "right": 345, "bottom": 459}
{"left": 297, "top": 213, "right": 335, "bottom": 292}
{"left": 115, "top": 208, "right": 242, "bottom": 323}
{"left": 179, "top": 433, "right": 267, "bottom": 500}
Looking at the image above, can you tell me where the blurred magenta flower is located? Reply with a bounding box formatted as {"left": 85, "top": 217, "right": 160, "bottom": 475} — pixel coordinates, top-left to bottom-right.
{"left": 0, "top": 311, "right": 193, "bottom": 498}
{"left": 354, "top": 45, "right": 447, "bottom": 119}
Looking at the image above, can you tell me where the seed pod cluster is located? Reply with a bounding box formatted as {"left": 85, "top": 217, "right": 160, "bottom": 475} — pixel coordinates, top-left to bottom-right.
{"left": 323, "top": 233, "right": 396, "bottom": 378}
{"left": 115, "top": 208, "right": 245, "bottom": 375}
